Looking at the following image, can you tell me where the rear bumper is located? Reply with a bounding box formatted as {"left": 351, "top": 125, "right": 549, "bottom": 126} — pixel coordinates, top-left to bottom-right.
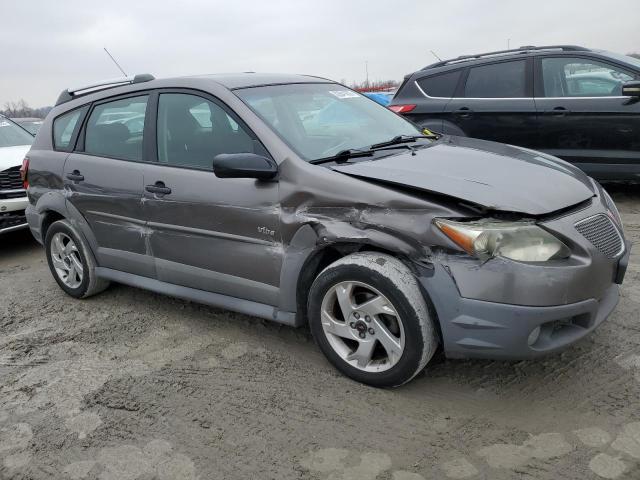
{"left": 416, "top": 245, "right": 628, "bottom": 360}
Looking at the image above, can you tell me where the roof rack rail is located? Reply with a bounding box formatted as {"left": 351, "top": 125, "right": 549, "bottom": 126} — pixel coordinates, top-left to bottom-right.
{"left": 55, "top": 73, "right": 155, "bottom": 106}
{"left": 423, "top": 45, "right": 590, "bottom": 69}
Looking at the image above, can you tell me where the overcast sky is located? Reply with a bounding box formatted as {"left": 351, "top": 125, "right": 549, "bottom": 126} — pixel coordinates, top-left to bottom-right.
{"left": 1, "top": 0, "right": 639, "bottom": 107}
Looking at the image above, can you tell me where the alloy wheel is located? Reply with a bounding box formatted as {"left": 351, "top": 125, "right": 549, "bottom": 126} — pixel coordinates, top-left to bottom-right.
{"left": 320, "top": 281, "right": 405, "bottom": 373}
{"left": 50, "top": 232, "right": 84, "bottom": 289}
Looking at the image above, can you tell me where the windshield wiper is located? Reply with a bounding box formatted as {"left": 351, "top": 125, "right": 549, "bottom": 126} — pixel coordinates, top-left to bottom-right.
{"left": 369, "top": 134, "right": 437, "bottom": 150}
{"left": 310, "top": 149, "right": 374, "bottom": 165}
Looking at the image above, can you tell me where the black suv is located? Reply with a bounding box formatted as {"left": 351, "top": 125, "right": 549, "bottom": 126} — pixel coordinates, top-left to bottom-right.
{"left": 390, "top": 45, "right": 640, "bottom": 181}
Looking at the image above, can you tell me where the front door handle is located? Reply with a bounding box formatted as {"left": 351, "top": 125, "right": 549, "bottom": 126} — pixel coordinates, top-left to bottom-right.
{"left": 145, "top": 181, "right": 172, "bottom": 195}
{"left": 454, "top": 107, "right": 473, "bottom": 118}
{"left": 548, "top": 106, "right": 570, "bottom": 116}
{"left": 66, "top": 170, "right": 84, "bottom": 182}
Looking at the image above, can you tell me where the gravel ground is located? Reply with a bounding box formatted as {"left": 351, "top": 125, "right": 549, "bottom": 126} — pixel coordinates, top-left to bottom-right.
{"left": 1, "top": 186, "right": 639, "bottom": 480}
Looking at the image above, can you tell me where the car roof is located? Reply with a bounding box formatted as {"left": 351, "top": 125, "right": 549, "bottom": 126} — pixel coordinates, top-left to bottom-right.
{"left": 421, "top": 45, "right": 592, "bottom": 71}
{"left": 55, "top": 72, "right": 335, "bottom": 106}
{"left": 415, "top": 46, "right": 640, "bottom": 78}
{"left": 192, "top": 73, "right": 333, "bottom": 89}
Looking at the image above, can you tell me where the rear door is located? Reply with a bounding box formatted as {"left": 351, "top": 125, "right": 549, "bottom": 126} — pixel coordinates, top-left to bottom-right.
{"left": 443, "top": 58, "right": 538, "bottom": 147}
{"left": 139, "top": 91, "right": 281, "bottom": 306}
{"left": 534, "top": 55, "right": 640, "bottom": 178}
{"left": 64, "top": 94, "right": 153, "bottom": 276}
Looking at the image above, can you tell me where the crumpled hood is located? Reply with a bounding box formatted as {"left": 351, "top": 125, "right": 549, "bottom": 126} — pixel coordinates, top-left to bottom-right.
{"left": 331, "top": 136, "right": 595, "bottom": 215}
{"left": 0, "top": 145, "right": 30, "bottom": 172}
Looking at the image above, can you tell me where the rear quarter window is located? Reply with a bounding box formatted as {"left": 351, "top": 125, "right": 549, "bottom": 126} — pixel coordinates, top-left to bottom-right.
{"left": 416, "top": 70, "right": 462, "bottom": 98}
{"left": 53, "top": 107, "right": 87, "bottom": 151}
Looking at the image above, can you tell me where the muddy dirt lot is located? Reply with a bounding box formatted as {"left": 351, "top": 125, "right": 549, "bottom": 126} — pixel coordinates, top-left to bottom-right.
{"left": 1, "top": 186, "right": 639, "bottom": 480}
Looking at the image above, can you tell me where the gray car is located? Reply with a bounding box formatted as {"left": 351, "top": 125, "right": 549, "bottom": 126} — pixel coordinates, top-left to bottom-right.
{"left": 24, "top": 73, "right": 630, "bottom": 387}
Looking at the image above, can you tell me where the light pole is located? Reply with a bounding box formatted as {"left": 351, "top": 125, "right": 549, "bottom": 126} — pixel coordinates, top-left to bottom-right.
{"left": 365, "top": 61, "right": 369, "bottom": 88}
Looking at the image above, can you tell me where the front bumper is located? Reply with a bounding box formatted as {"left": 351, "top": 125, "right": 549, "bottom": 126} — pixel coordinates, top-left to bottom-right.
{"left": 417, "top": 253, "right": 625, "bottom": 360}
{"left": 0, "top": 196, "right": 28, "bottom": 234}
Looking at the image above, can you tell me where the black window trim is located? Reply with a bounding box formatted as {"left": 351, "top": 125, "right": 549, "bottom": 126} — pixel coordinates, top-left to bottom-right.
{"left": 76, "top": 91, "right": 153, "bottom": 164}
{"left": 534, "top": 54, "right": 638, "bottom": 99}
{"left": 148, "top": 87, "right": 273, "bottom": 173}
{"left": 52, "top": 104, "right": 90, "bottom": 153}
{"left": 459, "top": 57, "right": 534, "bottom": 99}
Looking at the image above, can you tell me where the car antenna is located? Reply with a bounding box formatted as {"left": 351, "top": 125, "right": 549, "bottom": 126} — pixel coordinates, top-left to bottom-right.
{"left": 103, "top": 47, "right": 128, "bottom": 76}
{"left": 430, "top": 50, "right": 442, "bottom": 61}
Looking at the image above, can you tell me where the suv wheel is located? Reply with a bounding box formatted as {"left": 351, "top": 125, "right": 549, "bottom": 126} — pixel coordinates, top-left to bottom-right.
{"left": 45, "top": 220, "right": 109, "bottom": 298}
{"left": 308, "top": 252, "right": 437, "bottom": 387}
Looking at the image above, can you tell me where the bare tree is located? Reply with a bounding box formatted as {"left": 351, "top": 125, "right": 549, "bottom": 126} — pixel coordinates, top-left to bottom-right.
{"left": 1, "top": 99, "right": 35, "bottom": 118}
{"left": 629, "top": 52, "right": 640, "bottom": 60}
{"left": 350, "top": 79, "right": 399, "bottom": 92}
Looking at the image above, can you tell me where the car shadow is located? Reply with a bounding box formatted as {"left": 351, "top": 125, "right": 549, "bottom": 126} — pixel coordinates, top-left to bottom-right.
{"left": 0, "top": 229, "right": 39, "bottom": 262}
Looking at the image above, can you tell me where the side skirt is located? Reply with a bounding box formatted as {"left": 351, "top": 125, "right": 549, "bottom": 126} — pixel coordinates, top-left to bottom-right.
{"left": 95, "top": 267, "right": 299, "bottom": 327}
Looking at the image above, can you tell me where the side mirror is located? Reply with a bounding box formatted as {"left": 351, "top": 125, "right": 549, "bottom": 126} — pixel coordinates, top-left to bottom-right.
{"left": 212, "top": 153, "right": 278, "bottom": 180}
{"left": 622, "top": 81, "right": 640, "bottom": 97}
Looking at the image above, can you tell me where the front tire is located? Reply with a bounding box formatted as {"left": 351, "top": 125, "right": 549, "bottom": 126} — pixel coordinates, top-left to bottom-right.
{"left": 45, "top": 219, "right": 109, "bottom": 298}
{"left": 308, "top": 252, "right": 437, "bottom": 387}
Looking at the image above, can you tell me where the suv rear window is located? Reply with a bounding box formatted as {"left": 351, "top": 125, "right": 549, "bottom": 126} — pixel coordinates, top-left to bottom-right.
{"left": 85, "top": 96, "right": 148, "bottom": 161}
{"left": 465, "top": 60, "right": 526, "bottom": 98}
{"left": 416, "top": 70, "right": 462, "bottom": 98}
{"left": 53, "top": 108, "right": 86, "bottom": 151}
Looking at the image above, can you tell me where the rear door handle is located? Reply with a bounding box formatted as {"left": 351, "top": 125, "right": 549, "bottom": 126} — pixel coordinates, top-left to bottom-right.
{"left": 548, "top": 106, "right": 570, "bottom": 116}
{"left": 145, "top": 181, "right": 172, "bottom": 195}
{"left": 66, "top": 170, "right": 84, "bottom": 182}
{"left": 454, "top": 107, "right": 473, "bottom": 118}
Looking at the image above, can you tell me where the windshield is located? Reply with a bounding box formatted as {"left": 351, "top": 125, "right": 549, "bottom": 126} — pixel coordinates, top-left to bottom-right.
{"left": 602, "top": 51, "right": 640, "bottom": 71}
{"left": 235, "top": 83, "right": 420, "bottom": 161}
{"left": 0, "top": 117, "right": 34, "bottom": 148}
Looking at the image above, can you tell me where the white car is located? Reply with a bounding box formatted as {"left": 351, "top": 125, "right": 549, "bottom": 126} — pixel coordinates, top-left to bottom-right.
{"left": 0, "top": 115, "right": 33, "bottom": 234}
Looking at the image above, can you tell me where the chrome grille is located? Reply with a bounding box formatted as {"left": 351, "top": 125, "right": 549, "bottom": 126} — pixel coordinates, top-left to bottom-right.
{"left": 0, "top": 167, "right": 23, "bottom": 191}
{"left": 575, "top": 214, "right": 623, "bottom": 258}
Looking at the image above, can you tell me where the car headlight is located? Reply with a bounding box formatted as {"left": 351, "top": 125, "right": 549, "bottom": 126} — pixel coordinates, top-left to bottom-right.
{"left": 434, "top": 218, "right": 571, "bottom": 262}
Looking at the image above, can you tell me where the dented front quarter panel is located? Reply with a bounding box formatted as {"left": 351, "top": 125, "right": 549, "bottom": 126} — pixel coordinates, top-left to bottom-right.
{"left": 275, "top": 151, "right": 621, "bottom": 317}
{"left": 275, "top": 155, "right": 471, "bottom": 313}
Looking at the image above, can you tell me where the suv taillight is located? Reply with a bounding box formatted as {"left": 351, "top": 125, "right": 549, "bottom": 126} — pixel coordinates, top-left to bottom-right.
{"left": 20, "top": 157, "right": 29, "bottom": 189}
{"left": 388, "top": 104, "right": 416, "bottom": 114}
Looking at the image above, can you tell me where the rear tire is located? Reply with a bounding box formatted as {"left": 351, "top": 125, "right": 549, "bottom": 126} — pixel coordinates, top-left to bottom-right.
{"left": 308, "top": 252, "right": 437, "bottom": 387}
{"left": 45, "top": 219, "right": 109, "bottom": 299}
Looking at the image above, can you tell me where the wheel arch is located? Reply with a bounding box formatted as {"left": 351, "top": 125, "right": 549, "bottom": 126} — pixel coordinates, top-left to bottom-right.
{"left": 34, "top": 193, "right": 100, "bottom": 266}
{"left": 417, "top": 118, "right": 467, "bottom": 137}
{"left": 296, "top": 245, "right": 444, "bottom": 346}
{"left": 437, "top": 120, "right": 467, "bottom": 137}
{"left": 290, "top": 238, "right": 427, "bottom": 329}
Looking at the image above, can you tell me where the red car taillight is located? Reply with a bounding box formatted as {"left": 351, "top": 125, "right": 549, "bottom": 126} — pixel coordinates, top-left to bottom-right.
{"left": 20, "top": 157, "right": 29, "bottom": 189}
{"left": 388, "top": 104, "right": 416, "bottom": 114}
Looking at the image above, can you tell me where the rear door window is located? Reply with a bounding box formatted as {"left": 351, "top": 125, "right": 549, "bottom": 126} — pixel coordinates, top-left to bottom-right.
{"left": 84, "top": 96, "right": 148, "bottom": 161}
{"left": 464, "top": 60, "right": 527, "bottom": 98}
{"left": 416, "top": 70, "right": 462, "bottom": 98}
